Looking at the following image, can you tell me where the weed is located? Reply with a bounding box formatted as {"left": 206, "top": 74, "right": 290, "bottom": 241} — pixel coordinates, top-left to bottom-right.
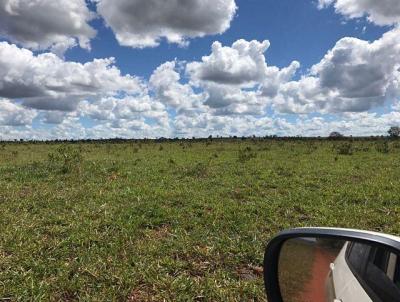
{"left": 376, "top": 141, "right": 390, "bottom": 154}
{"left": 392, "top": 141, "right": 400, "bottom": 149}
{"left": 48, "top": 145, "right": 83, "bottom": 174}
{"left": 335, "top": 142, "right": 353, "bottom": 155}
{"left": 238, "top": 146, "right": 257, "bottom": 162}
{"left": 185, "top": 162, "right": 209, "bottom": 178}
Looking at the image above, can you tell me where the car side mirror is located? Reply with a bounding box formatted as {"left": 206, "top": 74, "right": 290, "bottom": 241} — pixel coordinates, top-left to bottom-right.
{"left": 263, "top": 228, "right": 400, "bottom": 302}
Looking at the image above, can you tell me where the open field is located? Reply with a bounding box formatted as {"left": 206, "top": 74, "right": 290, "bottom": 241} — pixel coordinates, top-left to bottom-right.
{"left": 1, "top": 139, "right": 400, "bottom": 301}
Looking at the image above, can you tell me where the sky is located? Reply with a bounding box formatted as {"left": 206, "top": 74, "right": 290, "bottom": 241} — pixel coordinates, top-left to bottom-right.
{"left": 0, "top": 0, "right": 399, "bottom": 140}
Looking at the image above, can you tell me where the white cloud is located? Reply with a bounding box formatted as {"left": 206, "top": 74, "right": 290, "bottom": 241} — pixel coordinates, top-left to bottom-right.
{"left": 0, "top": 23, "right": 399, "bottom": 139}
{"left": 204, "top": 83, "right": 268, "bottom": 115}
{"left": 41, "top": 111, "right": 73, "bottom": 125}
{"left": 173, "top": 113, "right": 259, "bottom": 137}
{"left": 150, "top": 61, "right": 205, "bottom": 112}
{"left": 0, "top": 42, "right": 144, "bottom": 111}
{"left": 274, "top": 27, "right": 400, "bottom": 113}
{"left": 187, "top": 40, "right": 271, "bottom": 87}
{"left": 0, "top": 0, "right": 96, "bottom": 55}
{"left": 175, "top": 111, "right": 400, "bottom": 138}
{"left": 318, "top": 0, "right": 400, "bottom": 26}
{"left": 0, "top": 99, "right": 37, "bottom": 126}
{"left": 1, "top": 103, "right": 399, "bottom": 140}
{"left": 186, "top": 39, "right": 299, "bottom": 115}
{"left": 79, "top": 95, "right": 169, "bottom": 128}
{"left": 96, "top": 0, "right": 237, "bottom": 48}
{"left": 261, "top": 61, "right": 301, "bottom": 98}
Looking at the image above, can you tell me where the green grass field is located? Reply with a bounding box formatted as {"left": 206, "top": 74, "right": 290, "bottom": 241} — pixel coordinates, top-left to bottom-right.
{"left": 1, "top": 139, "right": 400, "bottom": 301}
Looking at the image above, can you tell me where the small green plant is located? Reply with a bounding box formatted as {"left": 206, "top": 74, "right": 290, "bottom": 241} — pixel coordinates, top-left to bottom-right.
{"left": 305, "top": 142, "right": 318, "bottom": 154}
{"left": 335, "top": 142, "right": 353, "bottom": 155}
{"left": 185, "top": 162, "right": 209, "bottom": 178}
{"left": 238, "top": 146, "right": 257, "bottom": 162}
{"left": 392, "top": 141, "right": 400, "bottom": 149}
{"left": 357, "top": 144, "right": 370, "bottom": 152}
{"left": 48, "top": 145, "right": 83, "bottom": 174}
{"left": 376, "top": 141, "right": 390, "bottom": 154}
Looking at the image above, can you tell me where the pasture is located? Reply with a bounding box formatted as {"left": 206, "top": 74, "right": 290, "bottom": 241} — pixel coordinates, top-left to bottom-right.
{"left": 1, "top": 139, "right": 399, "bottom": 301}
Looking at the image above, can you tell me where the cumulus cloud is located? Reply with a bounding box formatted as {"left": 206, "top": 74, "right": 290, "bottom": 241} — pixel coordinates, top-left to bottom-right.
{"left": 79, "top": 95, "right": 169, "bottom": 127}
{"left": 0, "top": 0, "right": 96, "bottom": 55}
{"left": 0, "top": 23, "right": 399, "bottom": 139}
{"left": 175, "top": 110, "right": 400, "bottom": 138}
{"left": 96, "top": 0, "right": 237, "bottom": 48}
{"left": 0, "top": 42, "right": 144, "bottom": 111}
{"left": 261, "top": 61, "right": 301, "bottom": 98}
{"left": 204, "top": 83, "right": 268, "bottom": 115}
{"left": 318, "top": 0, "right": 400, "bottom": 26}
{"left": 186, "top": 39, "right": 299, "bottom": 115}
{"left": 187, "top": 40, "right": 271, "bottom": 87}
{"left": 41, "top": 111, "right": 70, "bottom": 125}
{"left": 0, "top": 99, "right": 37, "bottom": 126}
{"left": 273, "top": 27, "right": 400, "bottom": 113}
{"left": 173, "top": 113, "right": 267, "bottom": 137}
{"left": 150, "top": 61, "right": 205, "bottom": 112}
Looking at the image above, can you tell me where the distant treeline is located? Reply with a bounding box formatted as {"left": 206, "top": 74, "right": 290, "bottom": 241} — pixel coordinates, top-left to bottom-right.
{"left": 0, "top": 135, "right": 398, "bottom": 144}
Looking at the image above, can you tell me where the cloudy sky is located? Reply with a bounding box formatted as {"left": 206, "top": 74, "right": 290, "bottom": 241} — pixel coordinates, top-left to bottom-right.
{"left": 0, "top": 0, "right": 400, "bottom": 140}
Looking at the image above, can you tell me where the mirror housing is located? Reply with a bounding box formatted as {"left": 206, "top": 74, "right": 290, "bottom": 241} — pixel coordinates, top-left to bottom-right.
{"left": 263, "top": 228, "right": 400, "bottom": 302}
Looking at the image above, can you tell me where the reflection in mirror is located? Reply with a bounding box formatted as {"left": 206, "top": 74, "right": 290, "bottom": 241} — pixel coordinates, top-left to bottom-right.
{"left": 278, "top": 237, "right": 400, "bottom": 302}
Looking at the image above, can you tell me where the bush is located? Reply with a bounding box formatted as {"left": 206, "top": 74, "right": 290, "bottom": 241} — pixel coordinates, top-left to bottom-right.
{"left": 48, "top": 145, "right": 83, "bottom": 174}
{"left": 335, "top": 142, "right": 353, "bottom": 155}
{"left": 185, "top": 162, "right": 208, "bottom": 178}
{"left": 238, "top": 146, "right": 257, "bottom": 162}
{"left": 376, "top": 141, "right": 389, "bottom": 154}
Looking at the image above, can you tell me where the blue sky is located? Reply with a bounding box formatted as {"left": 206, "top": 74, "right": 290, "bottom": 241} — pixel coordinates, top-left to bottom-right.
{"left": 67, "top": 0, "right": 387, "bottom": 77}
{"left": 0, "top": 0, "right": 399, "bottom": 139}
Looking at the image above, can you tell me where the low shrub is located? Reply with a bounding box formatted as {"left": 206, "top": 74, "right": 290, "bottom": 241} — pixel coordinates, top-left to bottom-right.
{"left": 376, "top": 141, "right": 389, "bottom": 154}
{"left": 335, "top": 142, "right": 353, "bottom": 155}
{"left": 185, "top": 162, "right": 208, "bottom": 178}
{"left": 238, "top": 146, "right": 257, "bottom": 162}
{"left": 48, "top": 145, "right": 83, "bottom": 174}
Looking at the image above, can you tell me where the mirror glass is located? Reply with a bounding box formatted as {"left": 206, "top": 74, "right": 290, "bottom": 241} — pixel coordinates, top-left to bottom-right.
{"left": 278, "top": 237, "right": 400, "bottom": 302}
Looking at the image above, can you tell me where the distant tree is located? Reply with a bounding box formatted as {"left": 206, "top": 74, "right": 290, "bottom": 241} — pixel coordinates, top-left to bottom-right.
{"left": 388, "top": 126, "right": 400, "bottom": 138}
{"left": 329, "top": 132, "right": 344, "bottom": 139}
